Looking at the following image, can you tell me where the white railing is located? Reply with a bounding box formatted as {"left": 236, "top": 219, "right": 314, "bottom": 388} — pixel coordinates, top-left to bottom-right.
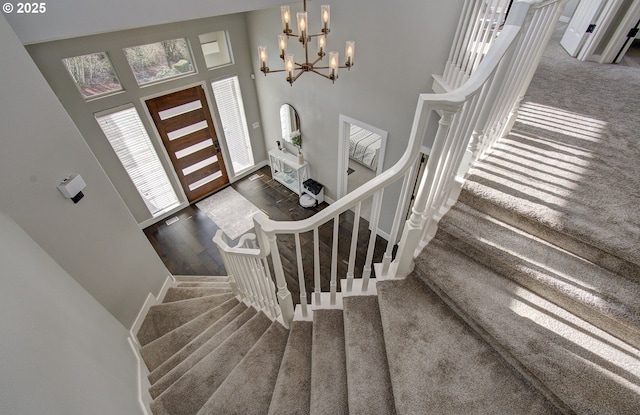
{"left": 213, "top": 231, "right": 281, "bottom": 321}
{"left": 214, "top": 0, "right": 567, "bottom": 327}
{"left": 434, "top": 0, "right": 511, "bottom": 92}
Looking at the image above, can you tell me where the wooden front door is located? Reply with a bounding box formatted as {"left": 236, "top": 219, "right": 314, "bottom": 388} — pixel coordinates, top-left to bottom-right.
{"left": 146, "top": 86, "right": 229, "bottom": 202}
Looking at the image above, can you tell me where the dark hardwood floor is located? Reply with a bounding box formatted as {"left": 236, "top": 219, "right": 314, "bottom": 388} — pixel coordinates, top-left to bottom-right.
{"left": 144, "top": 165, "right": 389, "bottom": 305}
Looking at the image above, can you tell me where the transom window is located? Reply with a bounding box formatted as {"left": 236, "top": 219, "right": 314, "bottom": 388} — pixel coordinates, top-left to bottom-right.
{"left": 62, "top": 52, "right": 123, "bottom": 99}
{"left": 124, "top": 38, "right": 196, "bottom": 85}
{"left": 199, "top": 31, "right": 233, "bottom": 69}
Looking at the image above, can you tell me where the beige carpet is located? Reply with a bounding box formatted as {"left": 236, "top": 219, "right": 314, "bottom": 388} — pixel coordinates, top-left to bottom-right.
{"left": 462, "top": 24, "right": 640, "bottom": 279}
{"left": 195, "top": 186, "right": 262, "bottom": 240}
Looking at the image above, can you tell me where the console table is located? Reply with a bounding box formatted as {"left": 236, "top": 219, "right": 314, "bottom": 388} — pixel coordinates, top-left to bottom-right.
{"left": 268, "top": 148, "right": 309, "bottom": 196}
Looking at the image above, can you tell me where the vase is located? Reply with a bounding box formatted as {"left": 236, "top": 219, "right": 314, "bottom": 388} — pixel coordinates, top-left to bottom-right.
{"left": 297, "top": 151, "right": 304, "bottom": 165}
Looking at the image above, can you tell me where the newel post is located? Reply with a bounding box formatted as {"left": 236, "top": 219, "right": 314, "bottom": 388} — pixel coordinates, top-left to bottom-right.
{"left": 254, "top": 214, "right": 294, "bottom": 327}
{"left": 392, "top": 104, "right": 460, "bottom": 279}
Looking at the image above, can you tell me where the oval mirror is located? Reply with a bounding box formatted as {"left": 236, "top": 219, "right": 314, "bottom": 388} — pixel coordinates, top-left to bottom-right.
{"left": 280, "top": 103, "right": 300, "bottom": 143}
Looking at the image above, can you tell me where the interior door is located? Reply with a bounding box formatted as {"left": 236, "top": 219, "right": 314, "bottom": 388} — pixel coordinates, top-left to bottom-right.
{"left": 146, "top": 85, "right": 229, "bottom": 202}
{"left": 561, "top": 0, "right": 606, "bottom": 56}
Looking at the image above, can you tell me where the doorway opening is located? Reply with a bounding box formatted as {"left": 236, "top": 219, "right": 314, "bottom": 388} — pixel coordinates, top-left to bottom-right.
{"left": 337, "top": 115, "right": 388, "bottom": 221}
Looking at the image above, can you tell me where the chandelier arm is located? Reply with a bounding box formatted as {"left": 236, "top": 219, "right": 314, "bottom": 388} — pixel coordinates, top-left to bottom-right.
{"left": 309, "top": 56, "right": 323, "bottom": 66}
{"left": 261, "top": 68, "right": 288, "bottom": 74}
{"left": 307, "top": 33, "right": 327, "bottom": 39}
{"left": 291, "top": 70, "right": 305, "bottom": 83}
{"left": 308, "top": 68, "right": 334, "bottom": 80}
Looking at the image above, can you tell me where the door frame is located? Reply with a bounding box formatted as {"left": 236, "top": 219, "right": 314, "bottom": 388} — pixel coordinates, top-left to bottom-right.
{"left": 337, "top": 114, "right": 388, "bottom": 199}
{"left": 596, "top": 0, "right": 640, "bottom": 63}
{"left": 560, "top": 0, "right": 608, "bottom": 57}
{"left": 577, "top": 0, "right": 628, "bottom": 60}
{"left": 140, "top": 80, "right": 233, "bottom": 203}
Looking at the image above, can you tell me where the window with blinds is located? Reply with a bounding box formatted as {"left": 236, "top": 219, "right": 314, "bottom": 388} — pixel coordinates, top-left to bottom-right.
{"left": 211, "top": 76, "right": 255, "bottom": 175}
{"left": 95, "top": 104, "right": 180, "bottom": 217}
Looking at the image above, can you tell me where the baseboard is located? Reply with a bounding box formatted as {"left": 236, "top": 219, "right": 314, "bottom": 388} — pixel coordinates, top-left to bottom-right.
{"left": 128, "top": 337, "right": 153, "bottom": 415}
{"left": 129, "top": 275, "right": 176, "bottom": 344}
{"left": 229, "top": 160, "right": 269, "bottom": 184}
{"left": 138, "top": 201, "right": 190, "bottom": 229}
{"left": 128, "top": 274, "right": 176, "bottom": 415}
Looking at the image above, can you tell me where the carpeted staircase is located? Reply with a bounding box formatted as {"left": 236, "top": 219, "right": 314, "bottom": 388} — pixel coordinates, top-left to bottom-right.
{"left": 134, "top": 26, "right": 640, "bottom": 414}
{"left": 135, "top": 219, "right": 640, "bottom": 415}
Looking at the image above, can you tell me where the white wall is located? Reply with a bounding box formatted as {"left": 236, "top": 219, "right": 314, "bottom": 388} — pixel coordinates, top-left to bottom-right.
{"left": 0, "top": 209, "right": 141, "bottom": 415}
{"left": 0, "top": 14, "right": 169, "bottom": 327}
{"left": 4, "top": 0, "right": 286, "bottom": 44}
{"left": 247, "top": 1, "right": 462, "bottom": 231}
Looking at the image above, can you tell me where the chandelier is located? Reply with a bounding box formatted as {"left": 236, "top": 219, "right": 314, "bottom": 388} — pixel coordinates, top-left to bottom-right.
{"left": 258, "top": 1, "right": 355, "bottom": 85}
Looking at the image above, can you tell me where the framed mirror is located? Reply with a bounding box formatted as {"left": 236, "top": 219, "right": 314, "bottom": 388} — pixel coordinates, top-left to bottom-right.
{"left": 280, "top": 103, "right": 300, "bottom": 143}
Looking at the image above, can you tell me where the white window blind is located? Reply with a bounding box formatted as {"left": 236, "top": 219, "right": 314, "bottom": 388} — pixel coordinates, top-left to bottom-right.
{"left": 211, "top": 76, "right": 254, "bottom": 175}
{"left": 95, "top": 105, "right": 180, "bottom": 217}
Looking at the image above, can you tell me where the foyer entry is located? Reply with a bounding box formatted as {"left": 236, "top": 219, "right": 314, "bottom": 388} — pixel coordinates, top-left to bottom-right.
{"left": 146, "top": 85, "right": 229, "bottom": 202}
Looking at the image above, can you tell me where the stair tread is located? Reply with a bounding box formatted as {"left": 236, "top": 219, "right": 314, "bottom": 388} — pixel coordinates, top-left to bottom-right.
{"left": 136, "top": 293, "right": 235, "bottom": 346}
{"left": 150, "top": 312, "right": 272, "bottom": 415}
{"left": 438, "top": 201, "right": 640, "bottom": 347}
{"left": 268, "top": 320, "right": 313, "bottom": 415}
{"left": 310, "top": 309, "right": 348, "bottom": 415}
{"left": 377, "top": 275, "right": 563, "bottom": 415}
{"left": 343, "top": 295, "right": 396, "bottom": 415}
{"left": 162, "top": 286, "right": 232, "bottom": 303}
{"left": 414, "top": 239, "right": 640, "bottom": 415}
{"left": 175, "top": 281, "right": 231, "bottom": 288}
{"left": 174, "top": 275, "right": 229, "bottom": 282}
{"left": 460, "top": 182, "right": 640, "bottom": 281}
{"left": 148, "top": 306, "right": 255, "bottom": 396}
{"left": 197, "top": 321, "right": 290, "bottom": 415}
{"left": 141, "top": 297, "right": 239, "bottom": 371}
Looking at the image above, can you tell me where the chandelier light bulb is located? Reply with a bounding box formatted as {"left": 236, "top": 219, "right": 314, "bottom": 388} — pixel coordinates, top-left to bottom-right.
{"left": 278, "top": 34, "right": 287, "bottom": 57}
{"left": 321, "top": 5, "right": 330, "bottom": 32}
{"left": 318, "top": 35, "right": 326, "bottom": 56}
{"left": 298, "top": 12, "right": 308, "bottom": 33}
{"left": 281, "top": 6, "right": 291, "bottom": 32}
{"left": 346, "top": 41, "right": 355, "bottom": 67}
{"left": 258, "top": 45, "right": 267, "bottom": 64}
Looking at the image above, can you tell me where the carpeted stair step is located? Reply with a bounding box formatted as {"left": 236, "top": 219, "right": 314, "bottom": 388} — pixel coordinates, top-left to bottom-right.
{"left": 174, "top": 275, "right": 229, "bottom": 283}
{"left": 377, "top": 275, "right": 562, "bottom": 415}
{"left": 148, "top": 306, "right": 255, "bottom": 397}
{"left": 162, "top": 286, "right": 232, "bottom": 303}
{"left": 175, "top": 281, "right": 231, "bottom": 288}
{"left": 414, "top": 238, "right": 640, "bottom": 415}
{"left": 141, "top": 297, "right": 239, "bottom": 371}
{"left": 149, "top": 311, "right": 272, "bottom": 415}
{"left": 268, "top": 320, "right": 313, "bottom": 415}
{"left": 310, "top": 309, "right": 348, "bottom": 415}
{"left": 196, "top": 321, "right": 290, "bottom": 415}
{"left": 137, "top": 292, "right": 235, "bottom": 346}
{"left": 437, "top": 201, "right": 640, "bottom": 349}
{"left": 343, "top": 295, "right": 396, "bottom": 415}
{"left": 459, "top": 183, "right": 640, "bottom": 283}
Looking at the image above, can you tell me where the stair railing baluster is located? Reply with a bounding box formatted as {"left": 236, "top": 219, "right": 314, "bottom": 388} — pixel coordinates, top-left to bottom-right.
{"left": 314, "top": 227, "right": 321, "bottom": 307}
{"left": 330, "top": 216, "right": 340, "bottom": 305}
{"left": 345, "top": 202, "right": 362, "bottom": 292}
{"left": 294, "top": 232, "right": 309, "bottom": 317}
{"left": 362, "top": 189, "right": 384, "bottom": 291}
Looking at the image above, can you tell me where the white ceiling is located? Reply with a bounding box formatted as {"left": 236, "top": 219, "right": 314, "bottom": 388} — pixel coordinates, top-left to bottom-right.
{"left": 5, "top": 0, "right": 288, "bottom": 44}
